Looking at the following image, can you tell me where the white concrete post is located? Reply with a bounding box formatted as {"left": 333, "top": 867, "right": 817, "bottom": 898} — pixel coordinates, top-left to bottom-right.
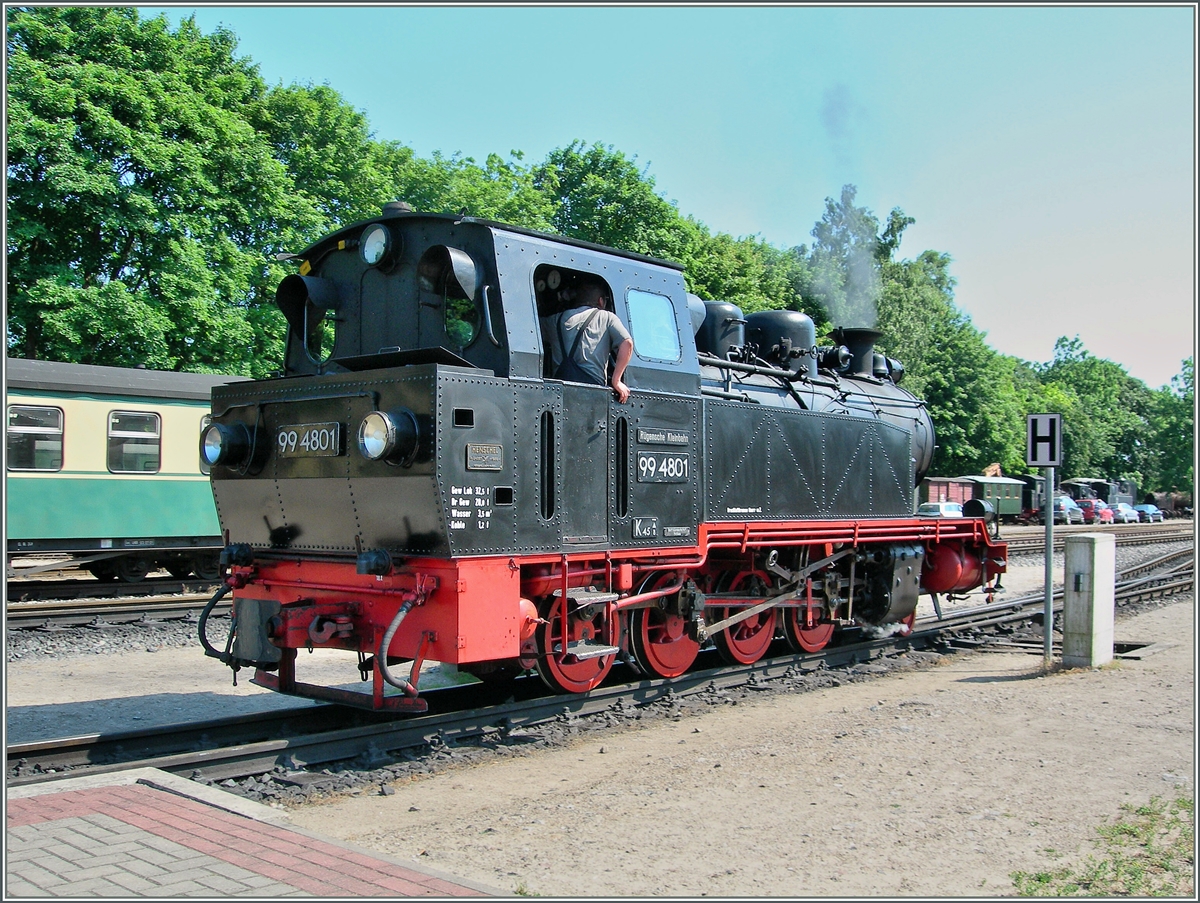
{"left": 1061, "top": 534, "right": 1116, "bottom": 668}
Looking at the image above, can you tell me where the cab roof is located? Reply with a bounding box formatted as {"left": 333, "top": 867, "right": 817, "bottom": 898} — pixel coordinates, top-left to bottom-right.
{"left": 299, "top": 210, "right": 685, "bottom": 272}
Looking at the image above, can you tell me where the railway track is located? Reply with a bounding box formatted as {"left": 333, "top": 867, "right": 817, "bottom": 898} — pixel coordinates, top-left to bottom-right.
{"left": 1000, "top": 521, "right": 1193, "bottom": 556}
{"left": 9, "top": 547, "right": 1191, "bottom": 791}
{"left": 6, "top": 589, "right": 222, "bottom": 629}
{"left": 7, "top": 573, "right": 219, "bottom": 603}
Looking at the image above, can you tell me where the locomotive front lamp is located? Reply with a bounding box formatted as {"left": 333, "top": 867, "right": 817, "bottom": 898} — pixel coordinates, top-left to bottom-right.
{"left": 358, "top": 408, "right": 420, "bottom": 465}
{"left": 358, "top": 411, "right": 397, "bottom": 460}
{"left": 360, "top": 224, "right": 392, "bottom": 267}
{"left": 201, "top": 422, "right": 254, "bottom": 467}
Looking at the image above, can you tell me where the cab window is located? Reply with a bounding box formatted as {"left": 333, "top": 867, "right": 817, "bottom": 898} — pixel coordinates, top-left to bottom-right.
{"left": 418, "top": 244, "right": 481, "bottom": 351}
{"left": 108, "top": 411, "right": 161, "bottom": 473}
{"left": 627, "top": 289, "right": 681, "bottom": 362}
{"left": 7, "top": 405, "right": 63, "bottom": 471}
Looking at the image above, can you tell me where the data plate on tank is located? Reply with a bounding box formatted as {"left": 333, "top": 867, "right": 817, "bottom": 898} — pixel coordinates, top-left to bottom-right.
{"left": 276, "top": 422, "right": 342, "bottom": 457}
{"left": 466, "top": 443, "right": 503, "bottom": 471}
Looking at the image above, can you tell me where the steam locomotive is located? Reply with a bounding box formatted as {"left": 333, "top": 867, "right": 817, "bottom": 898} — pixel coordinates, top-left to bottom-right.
{"left": 199, "top": 206, "right": 1006, "bottom": 712}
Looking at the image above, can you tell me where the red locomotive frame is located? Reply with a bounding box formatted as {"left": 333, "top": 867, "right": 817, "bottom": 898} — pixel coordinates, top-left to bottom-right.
{"left": 220, "top": 516, "right": 1005, "bottom": 712}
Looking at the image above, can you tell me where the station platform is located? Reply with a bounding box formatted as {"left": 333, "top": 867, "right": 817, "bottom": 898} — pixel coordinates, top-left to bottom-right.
{"left": 6, "top": 768, "right": 499, "bottom": 897}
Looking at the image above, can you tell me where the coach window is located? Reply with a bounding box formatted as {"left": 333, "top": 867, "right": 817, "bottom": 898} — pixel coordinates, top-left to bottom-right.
{"left": 199, "top": 415, "right": 212, "bottom": 475}
{"left": 7, "top": 405, "right": 64, "bottom": 471}
{"left": 626, "top": 289, "right": 681, "bottom": 362}
{"left": 108, "top": 411, "right": 161, "bottom": 473}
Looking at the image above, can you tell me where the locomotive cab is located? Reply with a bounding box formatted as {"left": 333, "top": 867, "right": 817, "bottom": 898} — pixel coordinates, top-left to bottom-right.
{"left": 271, "top": 207, "right": 702, "bottom": 396}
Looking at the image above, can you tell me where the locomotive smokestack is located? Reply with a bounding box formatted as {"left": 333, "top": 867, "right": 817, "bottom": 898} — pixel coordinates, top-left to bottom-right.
{"left": 832, "top": 327, "right": 882, "bottom": 377}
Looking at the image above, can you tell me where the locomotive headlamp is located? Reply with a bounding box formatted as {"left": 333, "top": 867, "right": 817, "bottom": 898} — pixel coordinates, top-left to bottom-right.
{"left": 360, "top": 224, "right": 392, "bottom": 267}
{"left": 358, "top": 411, "right": 395, "bottom": 460}
{"left": 201, "top": 422, "right": 254, "bottom": 467}
{"left": 358, "top": 408, "right": 420, "bottom": 465}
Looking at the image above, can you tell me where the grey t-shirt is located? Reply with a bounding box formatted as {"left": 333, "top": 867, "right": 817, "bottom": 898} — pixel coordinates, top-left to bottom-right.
{"left": 541, "top": 307, "right": 633, "bottom": 386}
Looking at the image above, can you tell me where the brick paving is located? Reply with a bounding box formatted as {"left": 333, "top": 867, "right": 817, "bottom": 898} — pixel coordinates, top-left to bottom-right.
{"left": 6, "top": 776, "right": 493, "bottom": 898}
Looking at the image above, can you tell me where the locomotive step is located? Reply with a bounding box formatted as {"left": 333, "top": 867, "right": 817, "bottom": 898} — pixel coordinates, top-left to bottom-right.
{"left": 562, "top": 640, "right": 621, "bottom": 661}
{"left": 552, "top": 588, "right": 620, "bottom": 604}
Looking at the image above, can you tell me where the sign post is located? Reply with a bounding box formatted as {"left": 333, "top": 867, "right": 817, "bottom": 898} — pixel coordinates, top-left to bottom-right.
{"left": 1027, "top": 413, "right": 1063, "bottom": 667}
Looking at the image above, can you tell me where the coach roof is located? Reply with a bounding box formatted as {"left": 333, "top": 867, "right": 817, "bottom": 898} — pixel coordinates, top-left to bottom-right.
{"left": 6, "top": 358, "right": 247, "bottom": 402}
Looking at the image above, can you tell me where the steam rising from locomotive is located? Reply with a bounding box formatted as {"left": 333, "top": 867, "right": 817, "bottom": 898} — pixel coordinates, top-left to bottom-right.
{"left": 199, "top": 206, "right": 1005, "bottom": 711}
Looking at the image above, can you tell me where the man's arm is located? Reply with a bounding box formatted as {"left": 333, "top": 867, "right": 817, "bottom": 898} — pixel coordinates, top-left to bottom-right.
{"left": 610, "top": 338, "right": 633, "bottom": 403}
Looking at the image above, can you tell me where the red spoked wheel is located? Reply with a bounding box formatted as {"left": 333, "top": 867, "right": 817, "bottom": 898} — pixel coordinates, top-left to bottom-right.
{"left": 710, "top": 570, "right": 777, "bottom": 666}
{"left": 535, "top": 593, "right": 615, "bottom": 694}
{"left": 629, "top": 575, "right": 700, "bottom": 678}
{"left": 782, "top": 581, "right": 835, "bottom": 653}
{"left": 895, "top": 611, "right": 917, "bottom": 637}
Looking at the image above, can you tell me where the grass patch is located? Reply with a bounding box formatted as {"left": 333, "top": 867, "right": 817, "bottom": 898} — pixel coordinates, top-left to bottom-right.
{"left": 1012, "top": 794, "right": 1194, "bottom": 896}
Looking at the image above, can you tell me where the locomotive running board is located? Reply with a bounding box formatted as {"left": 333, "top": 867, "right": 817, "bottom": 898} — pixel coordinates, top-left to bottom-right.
{"left": 251, "top": 669, "right": 429, "bottom": 713}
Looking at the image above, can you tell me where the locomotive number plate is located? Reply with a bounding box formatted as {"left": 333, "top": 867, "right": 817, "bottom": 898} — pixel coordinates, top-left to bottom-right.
{"left": 637, "top": 452, "right": 689, "bottom": 483}
{"left": 277, "top": 422, "right": 342, "bottom": 457}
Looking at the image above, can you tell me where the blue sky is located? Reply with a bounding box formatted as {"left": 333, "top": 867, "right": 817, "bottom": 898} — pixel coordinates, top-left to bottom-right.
{"left": 139, "top": 4, "right": 1195, "bottom": 389}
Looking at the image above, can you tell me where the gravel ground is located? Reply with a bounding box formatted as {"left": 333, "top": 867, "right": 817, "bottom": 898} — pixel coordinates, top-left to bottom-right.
{"left": 6, "top": 615, "right": 204, "bottom": 663}
{"left": 286, "top": 594, "right": 1193, "bottom": 897}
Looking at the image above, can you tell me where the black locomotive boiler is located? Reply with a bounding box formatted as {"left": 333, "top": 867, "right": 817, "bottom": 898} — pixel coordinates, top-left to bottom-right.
{"left": 199, "top": 207, "right": 1006, "bottom": 711}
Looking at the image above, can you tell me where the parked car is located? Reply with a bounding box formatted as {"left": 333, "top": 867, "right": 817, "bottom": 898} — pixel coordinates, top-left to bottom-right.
{"left": 1078, "top": 498, "right": 1116, "bottom": 525}
{"left": 1133, "top": 504, "right": 1165, "bottom": 524}
{"left": 917, "top": 501, "right": 964, "bottom": 518}
{"left": 1053, "top": 495, "right": 1084, "bottom": 525}
{"left": 1111, "top": 503, "right": 1141, "bottom": 524}
{"left": 1076, "top": 498, "right": 1104, "bottom": 524}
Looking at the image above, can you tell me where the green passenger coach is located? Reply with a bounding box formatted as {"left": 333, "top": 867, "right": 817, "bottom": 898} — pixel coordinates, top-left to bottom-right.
{"left": 5, "top": 358, "right": 244, "bottom": 582}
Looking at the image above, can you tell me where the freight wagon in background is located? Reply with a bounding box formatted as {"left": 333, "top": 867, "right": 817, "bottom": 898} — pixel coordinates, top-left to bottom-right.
{"left": 919, "top": 475, "right": 1027, "bottom": 524}
{"left": 5, "top": 358, "right": 245, "bottom": 582}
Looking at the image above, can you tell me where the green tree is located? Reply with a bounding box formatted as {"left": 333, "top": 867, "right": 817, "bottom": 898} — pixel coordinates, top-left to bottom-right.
{"left": 667, "top": 218, "right": 816, "bottom": 320}
{"left": 807, "top": 185, "right": 913, "bottom": 329}
{"left": 533, "top": 140, "right": 680, "bottom": 256}
{"left": 256, "top": 82, "right": 415, "bottom": 233}
{"left": 1146, "top": 358, "right": 1194, "bottom": 495}
{"left": 398, "top": 149, "right": 557, "bottom": 230}
{"left": 1037, "top": 336, "right": 1154, "bottom": 485}
{"left": 815, "top": 193, "right": 1030, "bottom": 477}
{"left": 6, "top": 7, "right": 316, "bottom": 375}
{"left": 533, "top": 142, "right": 817, "bottom": 320}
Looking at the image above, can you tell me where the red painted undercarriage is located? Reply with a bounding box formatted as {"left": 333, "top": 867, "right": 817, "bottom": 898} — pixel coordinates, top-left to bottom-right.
{"left": 208, "top": 518, "right": 1005, "bottom": 712}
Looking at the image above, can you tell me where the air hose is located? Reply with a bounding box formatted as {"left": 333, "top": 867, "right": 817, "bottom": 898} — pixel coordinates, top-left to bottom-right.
{"left": 377, "top": 597, "right": 419, "bottom": 697}
{"left": 198, "top": 581, "right": 234, "bottom": 662}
